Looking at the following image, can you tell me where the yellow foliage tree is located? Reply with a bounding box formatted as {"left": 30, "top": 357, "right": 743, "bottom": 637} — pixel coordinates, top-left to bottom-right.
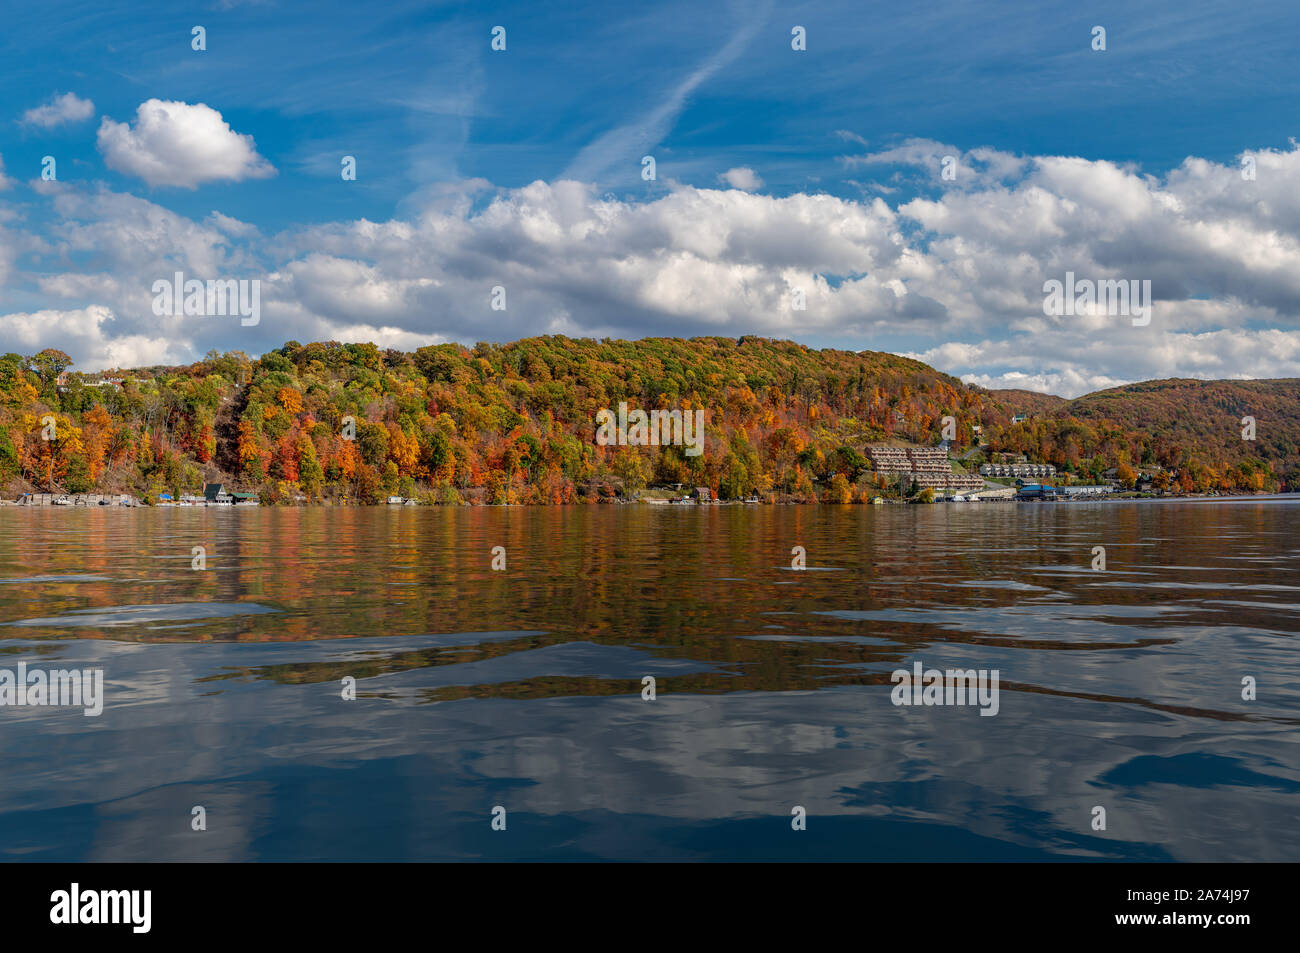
{"left": 276, "top": 387, "right": 304, "bottom": 415}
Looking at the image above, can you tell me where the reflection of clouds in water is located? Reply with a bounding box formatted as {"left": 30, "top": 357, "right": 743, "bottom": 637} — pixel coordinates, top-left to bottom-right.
{"left": 1, "top": 504, "right": 1298, "bottom": 859}
{"left": 359, "top": 643, "right": 722, "bottom": 701}
{"left": 1, "top": 602, "right": 281, "bottom": 628}
{"left": 88, "top": 782, "right": 264, "bottom": 863}
{"left": 3, "top": 638, "right": 1297, "bottom": 860}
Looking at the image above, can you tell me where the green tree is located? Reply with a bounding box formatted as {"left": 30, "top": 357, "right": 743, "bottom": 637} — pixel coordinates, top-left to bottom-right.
{"left": 357, "top": 423, "right": 389, "bottom": 467}
{"left": 613, "top": 449, "right": 651, "bottom": 493}
{"left": 298, "top": 435, "right": 324, "bottom": 498}
{"left": 28, "top": 348, "right": 72, "bottom": 391}
{"left": 64, "top": 455, "right": 92, "bottom": 493}
{"left": 0, "top": 428, "right": 18, "bottom": 481}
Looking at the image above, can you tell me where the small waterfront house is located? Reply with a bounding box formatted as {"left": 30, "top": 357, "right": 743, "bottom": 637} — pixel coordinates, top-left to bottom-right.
{"left": 202, "top": 483, "right": 256, "bottom": 504}
{"left": 204, "top": 483, "right": 233, "bottom": 503}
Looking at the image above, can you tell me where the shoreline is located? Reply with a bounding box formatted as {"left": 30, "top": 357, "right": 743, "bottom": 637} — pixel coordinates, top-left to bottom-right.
{"left": 3, "top": 492, "right": 1297, "bottom": 509}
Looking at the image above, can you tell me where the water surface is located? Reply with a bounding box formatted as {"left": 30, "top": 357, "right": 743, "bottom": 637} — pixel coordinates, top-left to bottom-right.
{"left": 1, "top": 502, "right": 1297, "bottom": 861}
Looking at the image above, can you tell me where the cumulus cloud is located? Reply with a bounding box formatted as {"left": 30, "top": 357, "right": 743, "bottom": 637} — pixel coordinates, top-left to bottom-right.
{"left": 47, "top": 187, "right": 253, "bottom": 280}
{"left": 0, "top": 305, "right": 183, "bottom": 371}
{"left": 97, "top": 100, "right": 275, "bottom": 188}
{"left": 20, "top": 92, "right": 94, "bottom": 128}
{"left": 276, "top": 179, "right": 912, "bottom": 345}
{"left": 282, "top": 150, "right": 1300, "bottom": 348}
{"left": 934, "top": 325, "right": 1300, "bottom": 398}
{"left": 8, "top": 139, "right": 1300, "bottom": 391}
{"left": 10, "top": 187, "right": 266, "bottom": 365}
{"left": 719, "top": 167, "right": 763, "bottom": 190}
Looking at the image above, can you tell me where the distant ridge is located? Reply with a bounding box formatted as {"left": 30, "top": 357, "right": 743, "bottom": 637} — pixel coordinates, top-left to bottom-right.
{"left": 987, "top": 388, "right": 1069, "bottom": 417}
{"left": 1056, "top": 378, "right": 1300, "bottom": 472}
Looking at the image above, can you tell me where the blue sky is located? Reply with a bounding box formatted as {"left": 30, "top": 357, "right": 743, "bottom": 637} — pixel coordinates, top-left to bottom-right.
{"left": 3, "top": 0, "right": 1300, "bottom": 395}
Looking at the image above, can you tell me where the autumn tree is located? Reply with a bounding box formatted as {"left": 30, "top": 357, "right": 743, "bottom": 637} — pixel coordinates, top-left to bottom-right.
{"left": 28, "top": 349, "right": 72, "bottom": 390}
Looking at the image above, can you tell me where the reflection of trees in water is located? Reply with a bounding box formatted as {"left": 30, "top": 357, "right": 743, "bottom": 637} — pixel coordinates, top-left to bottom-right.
{"left": 3, "top": 505, "right": 1297, "bottom": 725}
{"left": 4, "top": 504, "right": 1300, "bottom": 861}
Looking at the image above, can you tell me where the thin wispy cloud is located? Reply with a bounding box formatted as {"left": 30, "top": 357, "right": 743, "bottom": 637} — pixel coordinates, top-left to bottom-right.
{"left": 562, "top": 0, "right": 774, "bottom": 185}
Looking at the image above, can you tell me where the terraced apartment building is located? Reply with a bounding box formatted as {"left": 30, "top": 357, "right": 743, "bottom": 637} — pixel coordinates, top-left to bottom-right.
{"left": 866, "top": 445, "right": 986, "bottom": 494}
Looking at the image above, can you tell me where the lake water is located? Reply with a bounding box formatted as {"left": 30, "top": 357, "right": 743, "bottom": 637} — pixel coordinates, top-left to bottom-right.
{"left": 1, "top": 500, "right": 1297, "bottom": 861}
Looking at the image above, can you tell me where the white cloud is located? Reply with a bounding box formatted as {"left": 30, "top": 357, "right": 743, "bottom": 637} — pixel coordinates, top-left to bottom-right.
{"left": 719, "top": 167, "right": 763, "bottom": 190}
{"left": 20, "top": 92, "right": 94, "bottom": 129}
{"left": 8, "top": 139, "right": 1300, "bottom": 393}
{"left": 97, "top": 100, "right": 275, "bottom": 188}
{"left": 274, "top": 179, "right": 911, "bottom": 345}
{"left": 207, "top": 211, "right": 259, "bottom": 238}
{"left": 945, "top": 326, "right": 1300, "bottom": 398}
{"left": 11, "top": 188, "right": 263, "bottom": 362}
{"left": 0, "top": 233, "right": 12, "bottom": 290}
{"left": 0, "top": 306, "right": 183, "bottom": 371}
{"left": 842, "top": 138, "right": 1030, "bottom": 189}
{"left": 47, "top": 187, "right": 252, "bottom": 279}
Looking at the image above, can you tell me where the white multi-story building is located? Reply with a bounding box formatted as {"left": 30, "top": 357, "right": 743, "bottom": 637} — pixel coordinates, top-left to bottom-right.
{"left": 979, "top": 463, "right": 1057, "bottom": 479}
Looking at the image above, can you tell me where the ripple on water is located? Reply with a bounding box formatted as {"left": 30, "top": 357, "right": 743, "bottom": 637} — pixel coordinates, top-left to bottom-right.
{"left": 1, "top": 602, "right": 281, "bottom": 627}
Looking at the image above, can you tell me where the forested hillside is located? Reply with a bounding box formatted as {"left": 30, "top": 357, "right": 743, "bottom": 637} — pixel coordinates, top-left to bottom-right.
{"left": 3, "top": 338, "right": 1295, "bottom": 502}
{"left": 1062, "top": 379, "right": 1300, "bottom": 470}
{"left": 982, "top": 378, "right": 1300, "bottom": 494}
